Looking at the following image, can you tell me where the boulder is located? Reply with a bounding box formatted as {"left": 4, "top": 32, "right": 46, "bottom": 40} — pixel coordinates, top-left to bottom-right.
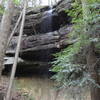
{"left": 55, "top": 0, "right": 73, "bottom": 13}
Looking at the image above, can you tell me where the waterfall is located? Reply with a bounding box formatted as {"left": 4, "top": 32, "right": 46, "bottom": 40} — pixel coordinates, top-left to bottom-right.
{"left": 47, "top": 6, "right": 53, "bottom": 14}
{"left": 40, "top": 6, "right": 54, "bottom": 33}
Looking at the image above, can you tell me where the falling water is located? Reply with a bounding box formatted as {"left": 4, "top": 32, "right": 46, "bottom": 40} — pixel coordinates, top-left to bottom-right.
{"left": 40, "top": 6, "right": 54, "bottom": 33}
{"left": 39, "top": 6, "right": 54, "bottom": 76}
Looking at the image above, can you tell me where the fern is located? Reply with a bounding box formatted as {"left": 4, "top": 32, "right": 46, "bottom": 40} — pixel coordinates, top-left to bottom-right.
{"left": 51, "top": 0, "right": 100, "bottom": 88}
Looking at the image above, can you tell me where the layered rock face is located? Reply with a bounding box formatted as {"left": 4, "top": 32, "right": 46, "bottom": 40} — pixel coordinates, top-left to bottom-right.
{"left": 3, "top": 0, "right": 73, "bottom": 75}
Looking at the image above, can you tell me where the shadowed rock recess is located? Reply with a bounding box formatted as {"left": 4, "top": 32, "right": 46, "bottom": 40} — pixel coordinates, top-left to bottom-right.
{"left": 3, "top": 0, "right": 73, "bottom": 76}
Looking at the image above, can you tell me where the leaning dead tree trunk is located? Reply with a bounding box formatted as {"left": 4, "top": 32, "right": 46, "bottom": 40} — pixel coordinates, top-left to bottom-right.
{"left": 7, "top": 11, "right": 23, "bottom": 47}
{"left": 0, "top": 0, "right": 14, "bottom": 79}
{"left": 5, "top": 0, "right": 27, "bottom": 100}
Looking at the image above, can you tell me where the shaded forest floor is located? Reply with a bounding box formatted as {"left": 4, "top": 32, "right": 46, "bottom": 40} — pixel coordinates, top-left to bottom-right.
{"left": 0, "top": 76, "right": 91, "bottom": 100}
{"left": 0, "top": 76, "right": 29, "bottom": 100}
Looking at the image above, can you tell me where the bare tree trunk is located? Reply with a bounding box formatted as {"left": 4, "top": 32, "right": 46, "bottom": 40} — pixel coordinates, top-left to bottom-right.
{"left": 87, "top": 43, "right": 100, "bottom": 100}
{"left": 0, "top": 0, "right": 14, "bottom": 79}
{"left": 5, "top": 0, "right": 27, "bottom": 100}
{"left": 0, "top": 0, "right": 3, "bottom": 5}
{"left": 81, "top": 0, "right": 100, "bottom": 100}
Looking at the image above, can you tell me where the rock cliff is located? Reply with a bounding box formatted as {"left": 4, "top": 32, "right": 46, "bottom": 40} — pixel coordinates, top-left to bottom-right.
{"left": 3, "top": 0, "right": 73, "bottom": 75}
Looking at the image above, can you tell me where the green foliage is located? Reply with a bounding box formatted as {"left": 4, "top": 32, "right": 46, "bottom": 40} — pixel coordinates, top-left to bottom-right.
{"left": 65, "top": 1, "right": 82, "bottom": 23}
{"left": 51, "top": 0, "right": 100, "bottom": 88}
{"left": 0, "top": 5, "right": 4, "bottom": 14}
{"left": 13, "top": 0, "right": 20, "bottom": 5}
{"left": 0, "top": 0, "right": 20, "bottom": 14}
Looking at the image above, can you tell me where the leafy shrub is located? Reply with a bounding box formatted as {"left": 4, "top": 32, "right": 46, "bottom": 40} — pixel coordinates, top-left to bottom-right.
{"left": 51, "top": 0, "right": 100, "bottom": 88}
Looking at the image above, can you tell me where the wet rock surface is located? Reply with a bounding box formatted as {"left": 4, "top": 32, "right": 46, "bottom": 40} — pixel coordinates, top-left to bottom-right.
{"left": 13, "top": 0, "right": 72, "bottom": 36}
